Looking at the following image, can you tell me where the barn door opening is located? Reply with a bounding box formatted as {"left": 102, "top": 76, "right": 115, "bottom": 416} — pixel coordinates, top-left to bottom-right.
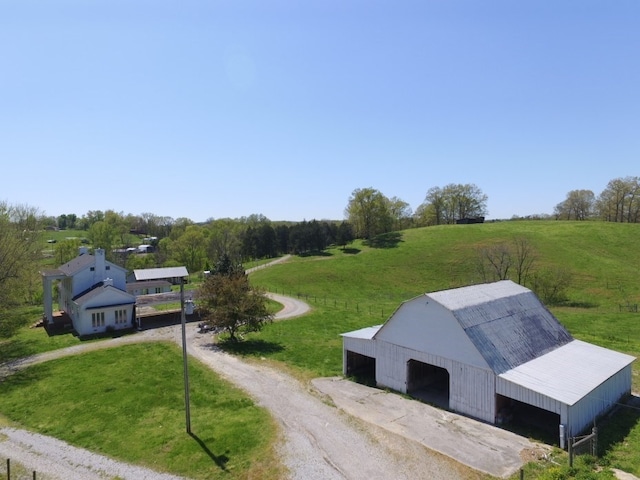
{"left": 406, "top": 359, "right": 449, "bottom": 409}
{"left": 496, "top": 394, "right": 560, "bottom": 444}
{"left": 345, "top": 351, "right": 376, "bottom": 386}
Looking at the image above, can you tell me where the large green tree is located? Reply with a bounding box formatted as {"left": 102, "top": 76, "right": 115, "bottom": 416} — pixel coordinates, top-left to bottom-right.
{"left": 0, "top": 202, "right": 43, "bottom": 335}
{"left": 554, "top": 189, "right": 595, "bottom": 220}
{"left": 416, "top": 183, "right": 488, "bottom": 226}
{"left": 170, "top": 225, "right": 206, "bottom": 274}
{"left": 345, "top": 187, "right": 394, "bottom": 239}
{"left": 596, "top": 176, "right": 640, "bottom": 223}
{"left": 197, "top": 269, "right": 272, "bottom": 342}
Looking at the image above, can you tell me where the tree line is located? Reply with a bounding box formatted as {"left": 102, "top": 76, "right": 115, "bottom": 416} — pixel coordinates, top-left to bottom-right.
{"left": 1, "top": 175, "right": 637, "bottom": 333}
{"left": 554, "top": 176, "right": 640, "bottom": 222}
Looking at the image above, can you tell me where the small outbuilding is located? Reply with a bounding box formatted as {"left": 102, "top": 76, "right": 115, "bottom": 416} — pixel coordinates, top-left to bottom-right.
{"left": 342, "top": 280, "right": 635, "bottom": 441}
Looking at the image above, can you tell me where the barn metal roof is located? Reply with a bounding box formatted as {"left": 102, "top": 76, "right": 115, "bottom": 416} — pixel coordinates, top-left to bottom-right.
{"left": 427, "top": 281, "right": 573, "bottom": 374}
{"left": 133, "top": 266, "right": 189, "bottom": 281}
{"left": 341, "top": 325, "right": 382, "bottom": 340}
{"left": 428, "top": 280, "right": 531, "bottom": 310}
{"left": 499, "top": 339, "right": 636, "bottom": 405}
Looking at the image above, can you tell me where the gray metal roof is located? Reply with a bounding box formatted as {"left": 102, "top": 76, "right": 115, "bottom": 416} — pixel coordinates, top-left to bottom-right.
{"left": 428, "top": 280, "right": 531, "bottom": 310}
{"left": 428, "top": 280, "right": 573, "bottom": 373}
{"left": 133, "top": 266, "right": 189, "bottom": 281}
{"left": 58, "top": 253, "right": 95, "bottom": 276}
{"left": 499, "top": 339, "right": 636, "bottom": 405}
{"left": 341, "top": 325, "right": 382, "bottom": 340}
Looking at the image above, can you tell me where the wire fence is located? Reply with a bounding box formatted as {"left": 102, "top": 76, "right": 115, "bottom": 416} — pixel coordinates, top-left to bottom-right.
{"left": 270, "top": 287, "right": 405, "bottom": 321}
{"left": 3, "top": 458, "right": 37, "bottom": 480}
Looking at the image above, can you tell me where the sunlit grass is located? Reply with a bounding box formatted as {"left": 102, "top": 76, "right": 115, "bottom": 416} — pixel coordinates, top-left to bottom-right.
{"left": 0, "top": 342, "right": 282, "bottom": 479}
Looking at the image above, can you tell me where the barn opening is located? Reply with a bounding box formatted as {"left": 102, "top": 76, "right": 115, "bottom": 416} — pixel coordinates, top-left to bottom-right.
{"left": 345, "top": 351, "right": 376, "bottom": 386}
{"left": 496, "top": 394, "right": 560, "bottom": 443}
{"left": 406, "top": 359, "right": 450, "bottom": 409}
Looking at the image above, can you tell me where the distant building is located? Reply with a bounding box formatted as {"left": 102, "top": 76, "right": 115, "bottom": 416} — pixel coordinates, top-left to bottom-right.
{"left": 455, "top": 216, "right": 485, "bottom": 224}
{"left": 342, "top": 280, "right": 635, "bottom": 441}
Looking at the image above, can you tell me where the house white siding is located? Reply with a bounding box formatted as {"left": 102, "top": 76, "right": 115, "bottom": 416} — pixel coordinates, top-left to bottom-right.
{"left": 75, "top": 286, "right": 135, "bottom": 336}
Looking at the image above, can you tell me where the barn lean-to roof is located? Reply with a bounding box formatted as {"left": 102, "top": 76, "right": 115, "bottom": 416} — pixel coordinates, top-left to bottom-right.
{"left": 428, "top": 280, "right": 573, "bottom": 374}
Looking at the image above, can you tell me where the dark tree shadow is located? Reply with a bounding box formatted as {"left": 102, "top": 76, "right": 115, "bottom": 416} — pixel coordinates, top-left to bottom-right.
{"left": 560, "top": 301, "right": 599, "bottom": 309}
{"left": 218, "top": 339, "right": 285, "bottom": 356}
{"left": 596, "top": 394, "right": 640, "bottom": 456}
{"left": 189, "top": 432, "right": 229, "bottom": 470}
{"left": 0, "top": 362, "right": 52, "bottom": 395}
{"left": 297, "top": 250, "right": 333, "bottom": 257}
{"left": 363, "top": 232, "right": 404, "bottom": 248}
{"left": 341, "top": 248, "right": 361, "bottom": 255}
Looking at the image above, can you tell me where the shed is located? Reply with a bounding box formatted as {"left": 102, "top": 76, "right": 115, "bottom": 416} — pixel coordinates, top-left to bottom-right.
{"left": 342, "top": 280, "right": 635, "bottom": 440}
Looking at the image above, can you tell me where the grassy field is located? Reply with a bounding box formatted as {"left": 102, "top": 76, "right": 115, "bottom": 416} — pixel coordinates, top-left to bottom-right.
{"left": 3, "top": 220, "right": 640, "bottom": 479}
{"left": 0, "top": 342, "right": 282, "bottom": 479}
{"left": 244, "top": 222, "right": 640, "bottom": 377}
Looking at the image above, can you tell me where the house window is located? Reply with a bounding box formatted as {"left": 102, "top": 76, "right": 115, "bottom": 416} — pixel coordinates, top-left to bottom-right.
{"left": 106, "top": 266, "right": 110, "bottom": 270}
{"left": 91, "top": 312, "right": 105, "bottom": 328}
{"left": 115, "top": 309, "right": 128, "bottom": 325}
{"left": 90, "top": 267, "right": 95, "bottom": 271}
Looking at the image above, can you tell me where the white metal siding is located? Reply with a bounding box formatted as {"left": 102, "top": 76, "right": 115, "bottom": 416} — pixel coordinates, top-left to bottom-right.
{"left": 450, "top": 365, "right": 495, "bottom": 423}
{"left": 375, "top": 342, "right": 496, "bottom": 423}
{"left": 497, "top": 364, "right": 633, "bottom": 435}
{"left": 343, "top": 337, "right": 378, "bottom": 376}
{"left": 496, "top": 377, "right": 564, "bottom": 415}
{"left": 566, "top": 365, "right": 632, "bottom": 436}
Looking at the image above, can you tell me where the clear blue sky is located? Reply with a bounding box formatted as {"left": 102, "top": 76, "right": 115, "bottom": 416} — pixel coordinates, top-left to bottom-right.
{"left": 2, "top": 1, "right": 638, "bottom": 223}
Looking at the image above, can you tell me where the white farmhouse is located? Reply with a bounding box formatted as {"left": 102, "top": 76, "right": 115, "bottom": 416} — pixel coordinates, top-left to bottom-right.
{"left": 41, "top": 248, "right": 136, "bottom": 337}
{"left": 342, "top": 280, "right": 635, "bottom": 441}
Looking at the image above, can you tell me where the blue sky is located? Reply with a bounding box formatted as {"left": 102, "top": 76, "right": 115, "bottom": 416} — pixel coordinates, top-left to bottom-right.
{"left": 1, "top": 1, "right": 638, "bottom": 222}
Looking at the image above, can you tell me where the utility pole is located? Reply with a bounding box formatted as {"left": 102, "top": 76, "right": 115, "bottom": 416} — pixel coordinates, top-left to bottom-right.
{"left": 181, "top": 276, "right": 191, "bottom": 434}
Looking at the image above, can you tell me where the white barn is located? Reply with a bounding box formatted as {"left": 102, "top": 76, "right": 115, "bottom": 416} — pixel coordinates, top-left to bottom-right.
{"left": 342, "top": 280, "right": 635, "bottom": 440}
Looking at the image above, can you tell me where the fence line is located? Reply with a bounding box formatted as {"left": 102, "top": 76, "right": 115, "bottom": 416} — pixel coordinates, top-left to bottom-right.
{"left": 3, "top": 458, "right": 38, "bottom": 480}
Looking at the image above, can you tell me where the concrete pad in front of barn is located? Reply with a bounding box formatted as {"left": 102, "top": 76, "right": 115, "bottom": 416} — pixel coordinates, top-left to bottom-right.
{"left": 312, "top": 377, "right": 550, "bottom": 479}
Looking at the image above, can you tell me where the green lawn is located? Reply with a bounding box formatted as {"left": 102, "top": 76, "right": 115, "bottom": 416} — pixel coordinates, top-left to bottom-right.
{"left": 0, "top": 342, "right": 282, "bottom": 479}
{"left": 0, "top": 307, "right": 91, "bottom": 363}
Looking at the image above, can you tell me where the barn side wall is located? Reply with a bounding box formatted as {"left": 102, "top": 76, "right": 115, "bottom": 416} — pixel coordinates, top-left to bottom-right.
{"left": 375, "top": 341, "right": 496, "bottom": 423}
{"left": 343, "top": 337, "right": 378, "bottom": 376}
{"left": 496, "top": 378, "right": 564, "bottom": 416}
{"left": 566, "top": 365, "right": 633, "bottom": 436}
